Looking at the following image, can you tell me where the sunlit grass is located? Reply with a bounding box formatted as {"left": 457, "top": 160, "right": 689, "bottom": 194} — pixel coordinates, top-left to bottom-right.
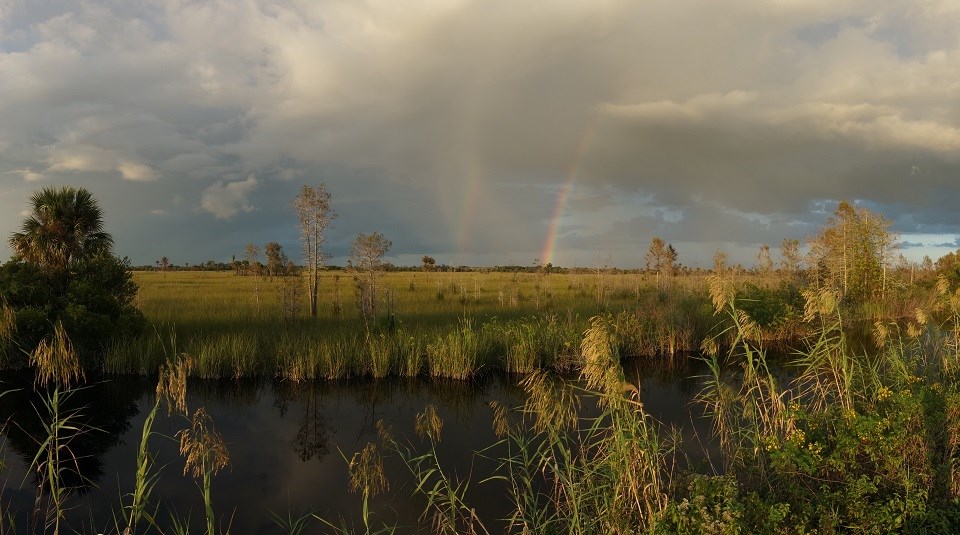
{"left": 105, "top": 270, "right": 728, "bottom": 379}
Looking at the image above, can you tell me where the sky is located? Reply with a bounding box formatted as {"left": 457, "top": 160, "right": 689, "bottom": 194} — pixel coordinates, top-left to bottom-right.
{"left": 1, "top": 0, "right": 960, "bottom": 268}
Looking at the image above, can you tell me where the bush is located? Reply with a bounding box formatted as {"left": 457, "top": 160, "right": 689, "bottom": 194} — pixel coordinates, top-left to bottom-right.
{"left": 0, "top": 255, "right": 145, "bottom": 368}
{"left": 736, "top": 282, "right": 804, "bottom": 338}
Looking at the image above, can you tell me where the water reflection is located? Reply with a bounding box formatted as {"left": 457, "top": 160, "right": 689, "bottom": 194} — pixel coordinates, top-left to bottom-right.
{"left": 0, "top": 371, "right": 149, "bottom": 491}
{"left": 0, "top": 366, "right": 713, "bottom": 534}
{"left": 273, "top": 383, "right": 332, "bottom": 463}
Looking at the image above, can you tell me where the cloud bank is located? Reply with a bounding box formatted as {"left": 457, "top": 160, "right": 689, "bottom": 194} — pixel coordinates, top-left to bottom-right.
{"left": 1, "top": 0, "right": 959, "bottom": 266}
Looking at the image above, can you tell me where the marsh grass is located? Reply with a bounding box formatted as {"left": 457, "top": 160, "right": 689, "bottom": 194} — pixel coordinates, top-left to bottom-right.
{"left": 15, "top": 269, "right": 960, "bottom": 531}
{"left": 697, "top": 275, "right": 793, "bottom": 473}
{"left": 98, "top": 271, "right": 730, "bottom": 380}
{"left": 338, "top": 316, "right": 679, "bottom": 534}
{"left": 13, "top": 328, "right": 238, "bottom": 535}
{"left": 29, "top": 384, "right": 90, "bottom": 534}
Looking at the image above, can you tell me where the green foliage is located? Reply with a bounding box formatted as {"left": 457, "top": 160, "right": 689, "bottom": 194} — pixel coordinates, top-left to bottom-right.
{"left": 735, "top": 282, "right": 804, "bottom": 338}
{"left": 760, "top": 387, "right": 937, "bottom": 532}
{"left": 935, "top": 249, "right": 960, "bottom": 288}
{"left": 659, "top": 475, "right": 742, "bottom": 534}
{"left": 0, "top": 255, "right": 145, "bottom": 367}
{"left": 808, "top": 200, "right": 897, "bottom": 304}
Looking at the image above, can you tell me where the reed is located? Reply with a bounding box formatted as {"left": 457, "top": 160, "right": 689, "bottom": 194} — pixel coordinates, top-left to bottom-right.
{"left": 697, "top": 275, "right": 792, "bottom": 474}
{"left": 178, "top": 407, "right": 231, "bottom": 535}
{"left": 12, "top": 268, "right": 960, "bottom": 530}
{"left": 118, "top": 390, "right": 161, "bottom": 535}
{"left": 390, "top": 406, "right": 489, "bottom": 534}
{"left": 30, "top": 387, "right": 76, "bottom": 533}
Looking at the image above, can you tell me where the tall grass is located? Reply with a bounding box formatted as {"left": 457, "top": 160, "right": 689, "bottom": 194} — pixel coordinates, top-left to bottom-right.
{"left": 357, "top": 315, "right": 675, "bottom": 533}
{"left": 98, "top": 271, "right": 729, "bottom": 380}
{"left": 13, "top": 269, "right": 960, "bottom": 531}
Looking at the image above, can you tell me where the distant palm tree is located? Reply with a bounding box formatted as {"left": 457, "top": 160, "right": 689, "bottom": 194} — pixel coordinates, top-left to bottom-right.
{"left": 9, "top": 186, "right": 113, "bottom": 271}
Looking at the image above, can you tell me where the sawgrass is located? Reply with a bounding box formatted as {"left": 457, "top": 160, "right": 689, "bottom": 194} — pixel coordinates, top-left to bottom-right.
{"left": 104, "top": 271, "right": 727, "bottom": 379}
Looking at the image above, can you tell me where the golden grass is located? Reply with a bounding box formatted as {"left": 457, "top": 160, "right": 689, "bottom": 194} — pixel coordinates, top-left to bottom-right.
{"left": 104, "top": 270, "right": 744, "bottom": 379}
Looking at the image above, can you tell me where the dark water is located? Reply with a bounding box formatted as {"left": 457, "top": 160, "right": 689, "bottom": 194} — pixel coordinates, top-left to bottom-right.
{"left": 0, "top": 362, "right": 714, "bottom": 534}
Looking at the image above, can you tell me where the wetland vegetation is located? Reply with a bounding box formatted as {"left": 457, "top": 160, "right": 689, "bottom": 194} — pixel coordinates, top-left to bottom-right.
{"left": 3, "top": 187, "right": 960, "bottom": 533}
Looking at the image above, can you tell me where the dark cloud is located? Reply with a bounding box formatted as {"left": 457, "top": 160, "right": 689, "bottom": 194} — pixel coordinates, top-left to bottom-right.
{"left": 2, "top": 0, "right": 960, "bottom": 267}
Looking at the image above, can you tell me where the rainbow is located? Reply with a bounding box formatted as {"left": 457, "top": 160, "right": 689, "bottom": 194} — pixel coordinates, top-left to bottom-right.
{"left": 456, "top": 159, "right": 485, "bottom": 254}
{"left": 540, "top": 121, "right": 598, "bottom": 265}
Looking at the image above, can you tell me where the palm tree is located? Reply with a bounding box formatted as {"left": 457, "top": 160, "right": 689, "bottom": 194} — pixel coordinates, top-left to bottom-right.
{"left": 9, "top": 186, "right": 113, "bottom": 271}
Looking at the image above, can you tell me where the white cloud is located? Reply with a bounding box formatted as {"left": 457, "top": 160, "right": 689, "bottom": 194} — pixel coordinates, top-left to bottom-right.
{"left": 116, "top": 161, "right": 157, "bottom": 181}
{"left": 200, "top": 175, "right": 260, "bottom": 220}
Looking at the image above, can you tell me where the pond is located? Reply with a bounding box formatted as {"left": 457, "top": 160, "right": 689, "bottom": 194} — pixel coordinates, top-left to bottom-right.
{"left": 0, "top": 362, "right": 714, "bottom": 534}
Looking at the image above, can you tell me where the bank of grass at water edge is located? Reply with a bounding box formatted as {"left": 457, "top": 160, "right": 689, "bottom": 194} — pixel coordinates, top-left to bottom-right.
{"left": 104, "top": 271, "right": 735, "bottom": 379}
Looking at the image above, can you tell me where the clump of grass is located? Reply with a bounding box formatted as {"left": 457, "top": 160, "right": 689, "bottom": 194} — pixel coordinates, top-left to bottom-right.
{"left": 190, "top": 332, "right": 262, "bottom": 379}
{"left": 697, "top": 274, "right": 792, "bottom": 472}
{"left": 397, "top": 329, "right": 423, "bottom": 377}
{"left": 178, "top": 407, "right": 231, "bottom": 535}
{"left": 482, "top": 317, "right": 675, "bottom": 533}
{"left": 366, "top": 333, "right": 393, "bottom": 379}
{"left": 520, "top": 370, "right": 579, "bottom": 433}
{"left": 795, "top": 287, "right": 855, "bottom": 413}
{"left": 275, "top": 333, "right": 314, "bottom": 383}
{"left": 414, "top": 404, "right": 443, "bottom": 442}
{"left": 389, "top": 407, "right": 489, "bottom": 534}
{"left": 426, "top": 320, "right": 484, "bottom": 380}
{"left": 29, "top": 384, "right": 86, "bottom": 534}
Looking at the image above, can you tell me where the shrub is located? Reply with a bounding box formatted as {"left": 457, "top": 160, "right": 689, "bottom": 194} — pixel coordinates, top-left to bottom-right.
{"left": 0, "top": 255, "right": 145, "bottom": 368}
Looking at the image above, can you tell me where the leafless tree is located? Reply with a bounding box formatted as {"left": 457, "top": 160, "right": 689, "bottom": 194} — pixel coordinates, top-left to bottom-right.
{"left": 292, "top": 184, "right": 336, "bottom": 318}
{"left": 351, "top": 232, "right": 391, "bottom": 321}
{"left": 756, "top": 243, "right": 773, "bottom": 278}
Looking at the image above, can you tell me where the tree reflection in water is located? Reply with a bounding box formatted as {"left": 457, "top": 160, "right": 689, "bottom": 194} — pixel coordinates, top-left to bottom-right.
{"left": 272, "top": 381, "right": 331, "bottom": 462}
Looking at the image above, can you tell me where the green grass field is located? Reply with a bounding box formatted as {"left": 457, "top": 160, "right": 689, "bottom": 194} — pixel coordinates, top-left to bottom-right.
{"left": 106, "top": 270, "right": 720, "bottom": 378}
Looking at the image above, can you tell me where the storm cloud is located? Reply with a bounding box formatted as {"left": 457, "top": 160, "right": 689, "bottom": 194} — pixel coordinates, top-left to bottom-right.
{"left": 1, "top": 0, "right": 959, "bottom": 267}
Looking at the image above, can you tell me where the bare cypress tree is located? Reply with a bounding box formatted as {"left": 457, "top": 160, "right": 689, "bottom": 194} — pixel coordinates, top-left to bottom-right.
{"left": 756, "top": 243, "right": 773, "bottom": 278}
{"left": 292, "top": 184, "right": 336, "bottom": 318}
{"left": 351, "top": 232, "right": 391, "bottom": 321}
